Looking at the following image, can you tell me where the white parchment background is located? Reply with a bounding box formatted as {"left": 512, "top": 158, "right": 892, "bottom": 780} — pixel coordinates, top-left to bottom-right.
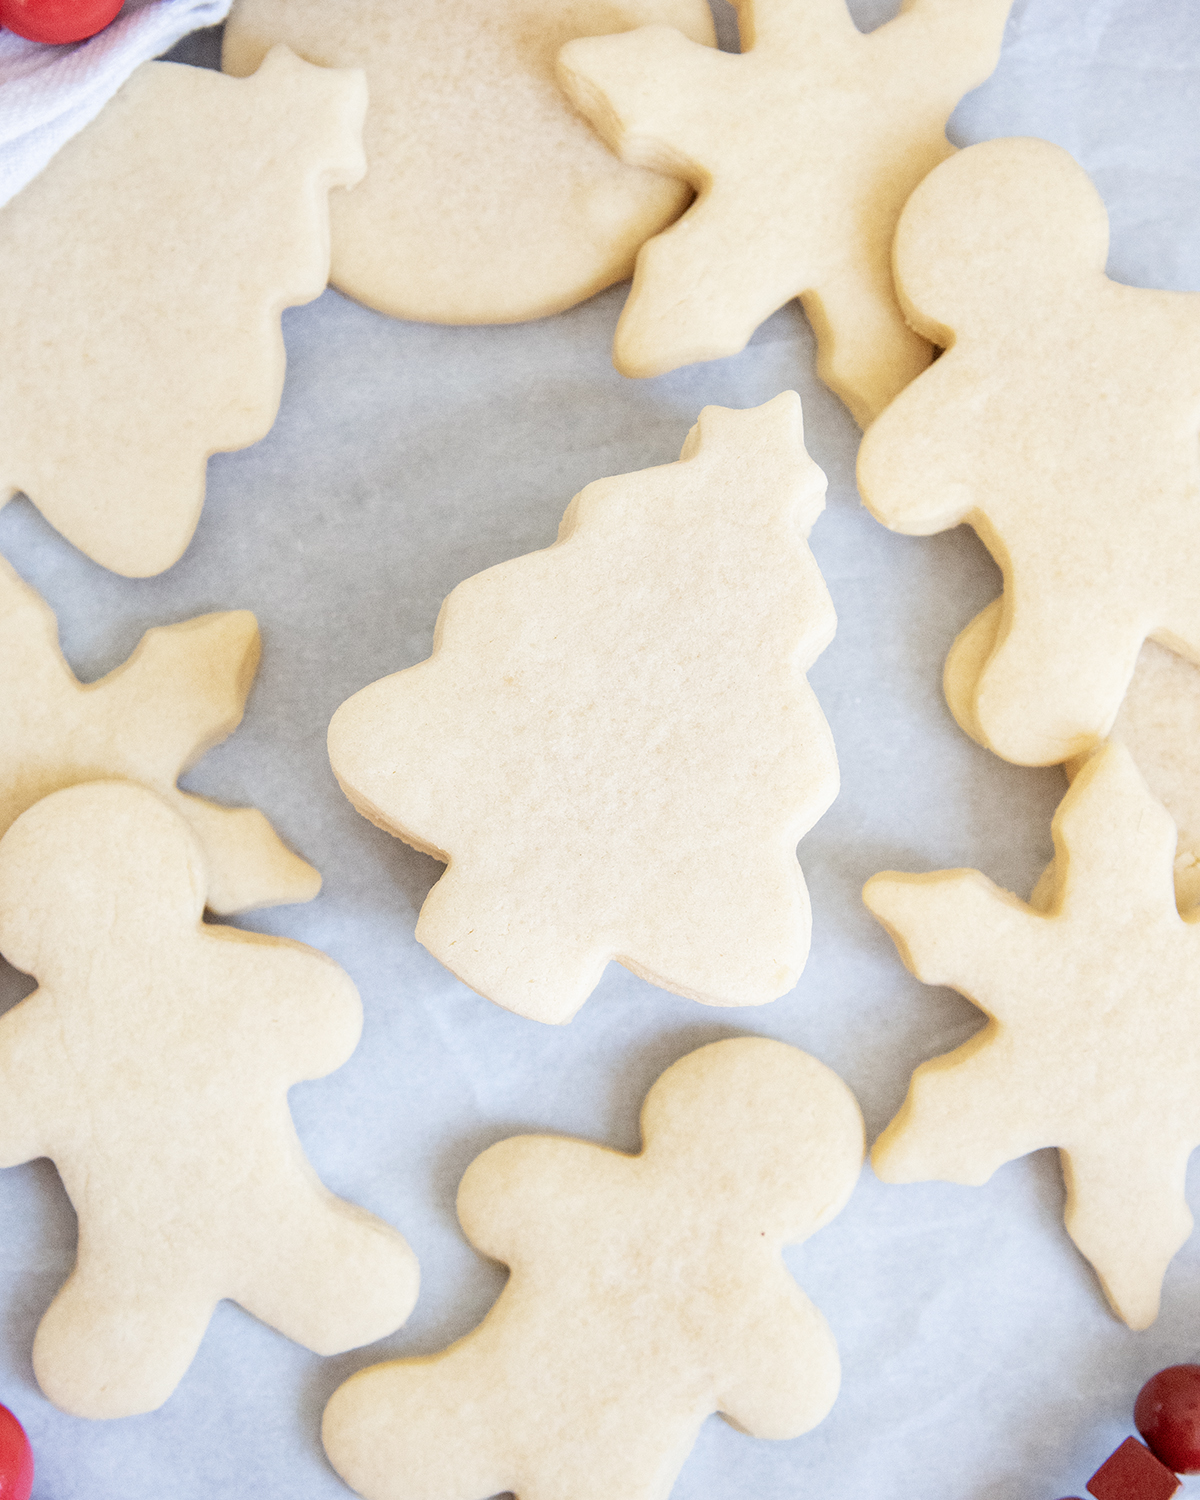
{"left": 1, "top": 2, "right": 1199, "bottom": 1497}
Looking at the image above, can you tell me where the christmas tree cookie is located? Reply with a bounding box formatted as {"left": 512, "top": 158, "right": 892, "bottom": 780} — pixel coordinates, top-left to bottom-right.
{"left": 0, "top": 553, "right": 318, "bottom": 915}
{"left": 866, "top": 742, "right": 1200, "bottom": 1330}
{"left": 0, "top": 782, "right": 418, "bottom": 1419}
{"left": 223, "top": 0, "right": 714, "bottom": 324}
{"left": 328, "top": 394, "right": 838, "bottom": 1023}
{"left": 859, "top": 137, "right": 1200, "bottom": 766}
{"left": 322, "top": 1037, "right": 864, "bottom": 1500}
{"left": 558, "top": 0, "right": 1013, "bottom": 425}
{"left": 0, "top": 47, "right": 366, "bottom": 577}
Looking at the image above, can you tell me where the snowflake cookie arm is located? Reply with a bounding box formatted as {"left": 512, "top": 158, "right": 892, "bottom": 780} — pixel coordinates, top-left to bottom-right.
{"left": 879, "top": 0, "right": 1013, "bottom": 106}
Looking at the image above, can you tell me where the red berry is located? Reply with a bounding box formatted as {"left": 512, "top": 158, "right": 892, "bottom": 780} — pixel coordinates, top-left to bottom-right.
{"left": 1136, "top": 1365, "right": 1200, "bottom": 1474}
{"left": 0, "top": 1405, "right": 33, "bottom": 1500}
{"left": 0, "top": 0, "right": 125, "bottom": 44}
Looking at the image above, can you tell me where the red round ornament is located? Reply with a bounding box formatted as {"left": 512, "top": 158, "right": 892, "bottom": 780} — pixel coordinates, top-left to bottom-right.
{"left": 0, "top": 0, "right": 125, "bottom": 45}
{"left": 0, "top": 1405, "right": 33, "bottom": 1500}
{"left": 1135, "top": 1364, "right": 1200, "bottom": 1475}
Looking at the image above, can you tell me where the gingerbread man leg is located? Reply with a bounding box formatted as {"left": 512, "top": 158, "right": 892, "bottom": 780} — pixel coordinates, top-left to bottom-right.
{"left": 233, "top": 1185, "right": 418, "bottom": 1356}
{"left": 32, "top": 1252, "right": 214, "bottom": 1419}
{"left": 1061, "top": 1138, "right": 1194, "bottom": 1332}
{"left": 614, "top": 190, "right": 809, "bottom": 379}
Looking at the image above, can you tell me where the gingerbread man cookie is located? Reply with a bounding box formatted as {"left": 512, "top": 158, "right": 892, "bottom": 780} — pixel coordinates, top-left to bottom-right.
{"left": 223, "top": 0, "right": 714, "bottom": 325}
{"left": 858, "top": 137, "right": 1200, "bottom": 766}
{"left": 322, "top": 1037, "right": 864, "bottom": 1500}
{"left": 865, "top": 742, "right": 1200, "bottom": 1330}
{"left": 558, "top": 0, "right": 1012, "bottom": 425}
{"left": 0, "top": 781, "right": 418, "bottom": 1419}
{"left": 328, "top": 394, "right": 838, "bottom": 1023}
{"left": 0, "top": 47, "right": 366, "bottom": 577}
{"left": 0, "top": 553, "right": 318, "bottom": 915}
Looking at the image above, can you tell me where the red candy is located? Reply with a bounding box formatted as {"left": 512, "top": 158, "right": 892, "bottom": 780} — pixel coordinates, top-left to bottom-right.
{"left": 0, "top": 1405, "right": 33, "bottom": 1500}
{"left": 1087, "top": 1437, "right": 1180, "bottom": 1500}
{"left": 1136, "top": 1365, "right": 1200, "bottom": 1475}
{"left": 0, "top": 0, "right": 125, "bottom": 44}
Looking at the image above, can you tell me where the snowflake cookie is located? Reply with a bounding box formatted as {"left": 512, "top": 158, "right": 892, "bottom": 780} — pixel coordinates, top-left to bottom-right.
{"left": 0, "top": 782, "right": 418, "bottom": 1419}
{"left": 0, "top": 47, "right": 366, "bottom": 577}
{"left": 223, "top": 0, "right": 714, "bottom": 324}
{"left": 859, "top": 137, "right": 1200, "bottom": 766}
{"left": 558, "top": 0, "right": 1012, "bottom": 425}
{"left": 328, "top": 394, "right": 838, "bottom": 1023}
{"left": 322, "top": 1037, "right": 864, "bottom": 1500}
{"left": 0, "top": 553, "right": 319, "bottom": 914}
{"left": 866, "top": 741, "right": 1200, "bottom": 1330}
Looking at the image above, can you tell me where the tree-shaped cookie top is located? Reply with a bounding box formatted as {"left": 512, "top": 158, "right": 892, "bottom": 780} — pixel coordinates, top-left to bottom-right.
{"left": 858, "top": 137, "right": 1200, "bottom": 766}
{"left": 558, "top": 0, "right": 1013, "bottom": 425}
{"left": 0, "top": 782, "right": 417, "bottom": 1418}
{"left": 322, "top": 1037, "right": 864, "bottom": 1500}
{"left": 0, "top": 47, "right": 366, "bottom": 577}
{"left": 0, "top": 553, "right": 318, "bottom": 914}
{"left": 328, "top": 394, "right": 838, "bottom": 1024}
{"left": 865, "top": 742, "right": 1200, "bottom": 1330}
{"left": 223, "top": 0, "right": 715, "bottom": 325}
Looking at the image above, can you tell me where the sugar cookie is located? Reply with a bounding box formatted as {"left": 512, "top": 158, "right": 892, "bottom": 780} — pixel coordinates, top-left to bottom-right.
{"left": 0, "top": 553, "right": 319, "bottom": 915}
{"left": 222, "top": 0, "right": 714, "bottom": 325}
{"left": 865, "top": 742, "right": 1200, "bottom": 1330}
{"left": 322, "top": 1036, "right": 864, "bottom": 1500}
{"left": 328, "top": 394, "right": 838, "bottom": 1023}
{"left": 858, "top": 137, "right": 1200, "bottom": 765}
{"left": 0, "top": 47, "right": 366, "bottom": 577}
{"left": 557, "top": 0, "right": 1012, "bottom": 425}
{"left": 0, "top": 781, "right": 418, "bottom": 1419}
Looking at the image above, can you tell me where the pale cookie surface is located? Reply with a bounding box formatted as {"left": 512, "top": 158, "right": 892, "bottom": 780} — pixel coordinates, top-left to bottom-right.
{"left": 223, "top": 0, "right": 714, "bottom": 325}
{"left": 865, "top": 742, "right": 1200, "bottom": 1331}
{"left": 859, "top": 136, "right": 1200, "bottom": 765}
{"left": 327, "top": 393, "right": 838, "bottom": 1024}
{"left": 322, "top": 1036, "right": 864, "bottom": 1500}
{"left": 558, "top": 0, "right": 1012, "bottom": 425}
{"left": 0, "top": 48, "right": 366, "bottom": 577}
{"left": 0, "top": 782, "right": 418, "bottom": 1420}
{"left": 0, "top": 553, "right": 319, "bottom": 915}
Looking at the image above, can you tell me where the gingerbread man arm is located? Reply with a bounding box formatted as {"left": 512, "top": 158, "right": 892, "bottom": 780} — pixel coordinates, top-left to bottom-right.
{"left": 717, "top": 1269, "right": 841, "bottom": 1439}
{"left": 0, "top": 995, "right": 56, "bottom": 1168}
{"left": 863, "top": 869, "right": 1043, "bottom": 1019}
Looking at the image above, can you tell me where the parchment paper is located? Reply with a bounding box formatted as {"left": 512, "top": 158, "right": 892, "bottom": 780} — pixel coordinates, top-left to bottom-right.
{"left": 1, "top": 2, "right": 1199, "bottom": 1496}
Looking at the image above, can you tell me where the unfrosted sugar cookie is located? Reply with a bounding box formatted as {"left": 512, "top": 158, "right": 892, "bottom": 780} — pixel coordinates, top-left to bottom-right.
{"left": 0, "top": 552, "right": 319, "bottom": 915}
{"left": 858, "top": 137, "right": 1200, "bottom": 766}
{"left": 322, "top": 1037, "right": 864, "bottom": 1500}
{"left": 328, "top": 394, "right": 838, "bottom": 1024}
{"left": 557, "top": 0, "right": 1013, "bottom": 425}
{"left": 865, "top": 742, "right": 1200, "bottom": 1331}
{"left": 0, "top": 47, "right": 366, "bottom": 577}
{"left": 0, "top": 782, "right": 419, "bottom": 1419}
{"left": 222, "top": 0, "right": 714, "bottom": 325}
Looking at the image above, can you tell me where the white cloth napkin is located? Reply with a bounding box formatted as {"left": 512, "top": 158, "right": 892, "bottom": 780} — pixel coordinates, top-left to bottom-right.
{"left": 0, "top": 0, "right": 231, "bottom": 208}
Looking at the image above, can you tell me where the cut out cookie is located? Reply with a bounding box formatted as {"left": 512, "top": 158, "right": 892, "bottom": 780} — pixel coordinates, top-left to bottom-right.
{"left": 0, "top": 553, "right": 319, "bottom": 915}
{"left": 328, "top": 393, "right": 838, "bottom": 1024}
{"left": 223, "top": 0, "right": 714, "bottom": 325}
{"left": 557, "top": 0, "right": 1012, "bottom": 425}
{"left": 0, "top": 781, "right": 419, "bottom": 1419}
{"left": 858, "top": 137, "right": 1200, "bottom": 765}
{"left": 323, "top": 1036, "right": 864, "bottom": 1500}
{"left": 0, "top": 47, "right": 366, "bottom": 577}
{"left": 865, "top": 742, "right": 1200, "bottom": 1330}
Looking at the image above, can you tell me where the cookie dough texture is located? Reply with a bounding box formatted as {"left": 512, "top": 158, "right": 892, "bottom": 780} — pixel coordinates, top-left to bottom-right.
{"left": 859, "top": 137, "right": 1200, "bottom": 764}
{"left": 222, "top": 0, "right": 714, "bottom": 324}
{"left": 0, "top": 47, "right": 366, "bottom": 577}
{"left": 0, "top": 782, "right": 418, "bottom": 1419}
{"left": 866, "top": 743, "right": 1200, "bottom": 1331}
{"left": 328, "top": 394, "right": 838, "bottom": 1023}
{"left": 558, "top": 0, "right": 1012, "bottom": 424}
{"left": 0, "top": 553, "right": 319, "bottom": 914}
{"left": 323, "top": 1037, "right": 864, "bottom": 1500}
